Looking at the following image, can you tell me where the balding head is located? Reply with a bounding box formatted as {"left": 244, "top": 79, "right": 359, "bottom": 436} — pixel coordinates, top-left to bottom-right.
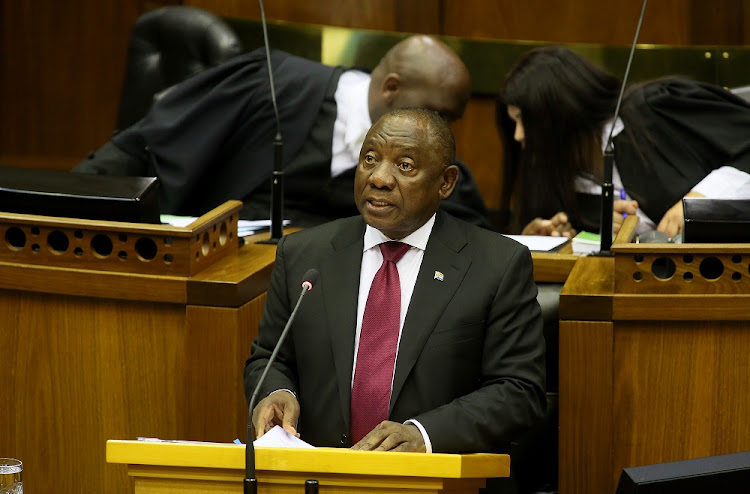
{"left": 367, "top": 35, "right": 471, "bottom": 124}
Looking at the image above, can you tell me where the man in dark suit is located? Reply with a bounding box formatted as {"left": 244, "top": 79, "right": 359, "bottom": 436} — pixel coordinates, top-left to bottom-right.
{"left": 244, "top": 107, "right": 545, "bottom": 454}
{"left": 73, "top": 35, "right": 490, "bottom": 228}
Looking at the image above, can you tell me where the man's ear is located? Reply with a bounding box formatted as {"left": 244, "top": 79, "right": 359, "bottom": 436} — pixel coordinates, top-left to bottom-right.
{"left": 439, "top": 165, "right": 459, "bottom": 200}
{"left": 381, "top": 73, "right": 400, "bottom": 104}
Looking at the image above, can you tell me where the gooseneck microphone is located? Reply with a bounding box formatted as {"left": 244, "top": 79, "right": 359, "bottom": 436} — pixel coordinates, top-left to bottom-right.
{"left": 244, "top": 268, "right": 319, "bottom": 494}
{"left": 597, "top": 0, "right": 648, "bottom": 255}
{"left": 255, "top": 0, "right": 285, "bottom": 245}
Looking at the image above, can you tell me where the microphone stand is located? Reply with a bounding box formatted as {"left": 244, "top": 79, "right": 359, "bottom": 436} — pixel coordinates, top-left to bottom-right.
{"left": 244, "top": 269, "right": 318, "bottom": 493}
{"left": 256, "top": 0, "right": 285, "bottom": 245}
{"left": 598, "top": 143, "right": 615, "bottom": 253}
{"left": 595, "top": 0, "right": 648, "bottom": 256}
{"left": 269, "top": 134, "right": 284, "bottom": 242}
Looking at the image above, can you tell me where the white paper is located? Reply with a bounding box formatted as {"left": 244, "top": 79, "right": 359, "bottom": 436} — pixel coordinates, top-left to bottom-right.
{"left": 503, "top": 234, "right": 570, "bottom": 252}
{"left": 252, "top": 425, "right": 315, "bottom": 449}
{"left": 160, "top": 215, "right": 290, "bottom": 237}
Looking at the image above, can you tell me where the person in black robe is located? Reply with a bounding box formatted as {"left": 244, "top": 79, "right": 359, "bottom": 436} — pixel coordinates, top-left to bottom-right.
{"left": 74, "top": 35, "right": 491, "bottom": 228}
{"left": 495, "top": 45, "right": 750, "bottom": 238}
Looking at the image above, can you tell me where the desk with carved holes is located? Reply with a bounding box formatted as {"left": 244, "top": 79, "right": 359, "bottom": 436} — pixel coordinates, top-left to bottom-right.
{"left": 0, "top": 201, "right": 286, "bottom": 494}
{"left": 558, "top": 216, "right": 750, "bottom": 494}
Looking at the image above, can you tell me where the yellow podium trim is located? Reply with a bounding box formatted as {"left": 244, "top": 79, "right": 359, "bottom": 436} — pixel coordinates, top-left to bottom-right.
{"left": 106, "top": 439, "right": 509, "bottom": 479}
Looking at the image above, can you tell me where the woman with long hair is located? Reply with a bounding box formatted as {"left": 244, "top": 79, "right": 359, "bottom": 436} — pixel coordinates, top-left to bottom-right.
{"left": 497, "top": 46, "right": 750, "bottom": 238}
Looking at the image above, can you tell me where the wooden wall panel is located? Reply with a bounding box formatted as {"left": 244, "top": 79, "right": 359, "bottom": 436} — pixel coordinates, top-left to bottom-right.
{"left": 186, "top": 0, "right": 442, "bottom": 33}
{"left": 690, "top": 0, "right": 745, "bottom": 45}
{"left": 612, "top": 320, "right": 750, "bottom": 491}
{"left": 441, "top": 0, "right": 693, "bottom": 45}
{"left": 0, "top": 0, "right": 141, "bottom": 158}
{"left": 559, "top": 320, "right": 614, "bottom": 494}
{"left": 451, "top": 97, "right": 503, "bottom": 209}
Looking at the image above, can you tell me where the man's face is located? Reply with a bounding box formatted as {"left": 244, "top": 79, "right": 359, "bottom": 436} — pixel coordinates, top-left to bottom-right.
{"left": 354, "top": 114, "right": 455, "bottom": 239}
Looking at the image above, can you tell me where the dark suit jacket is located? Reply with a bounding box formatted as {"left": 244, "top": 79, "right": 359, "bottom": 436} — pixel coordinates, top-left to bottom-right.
{"left": 244, "top": 210, "right": 546, "bottom": 453}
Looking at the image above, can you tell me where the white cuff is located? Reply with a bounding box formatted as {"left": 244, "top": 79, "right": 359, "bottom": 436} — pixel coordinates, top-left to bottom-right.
{"left": 404, "top": 419, "right": 433, "bottom": 453}
{"left": 269, "top": 388, "right": 297, "bottom": 399}
{"left": 692, "top": 166, "right": 750, "bottom": 198}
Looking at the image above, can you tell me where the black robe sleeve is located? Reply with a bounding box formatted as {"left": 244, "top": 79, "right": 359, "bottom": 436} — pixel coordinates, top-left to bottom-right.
{"left": 615, "top": 77, "right": 750, "bottom": 222}
{"left": 108, "top": 48, "right": 337, "bottom": 216}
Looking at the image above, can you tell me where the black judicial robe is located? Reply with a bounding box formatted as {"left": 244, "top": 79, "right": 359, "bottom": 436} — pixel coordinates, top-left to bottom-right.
{"left": 574, "top": 77, "right": 750, "bottom": 231}
{"left": 75, "top": 48, "right": 490, "bottom": 228}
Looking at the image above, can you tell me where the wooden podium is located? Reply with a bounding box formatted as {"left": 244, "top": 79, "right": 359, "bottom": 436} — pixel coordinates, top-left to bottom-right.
{"left": 106, "top": 439, "right": 509, "bottom": 493}
{"left": 558, "top": 217, "right": 750, "bottom": 494}
{"left": 0, "top": 202, "right": 282, "bottom": 494}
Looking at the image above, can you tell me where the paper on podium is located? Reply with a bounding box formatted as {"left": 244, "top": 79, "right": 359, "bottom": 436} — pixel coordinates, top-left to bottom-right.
{"left": 503, "top": 234, "right": 569, "bottom": 252}
{"left": 253, "top": 425, "right": 315, "bottom": 449}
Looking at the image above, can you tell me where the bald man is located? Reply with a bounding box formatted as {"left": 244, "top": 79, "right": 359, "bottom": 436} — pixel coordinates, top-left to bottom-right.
{"left": 74, "top": 36, "right": 489, "bottom": 228}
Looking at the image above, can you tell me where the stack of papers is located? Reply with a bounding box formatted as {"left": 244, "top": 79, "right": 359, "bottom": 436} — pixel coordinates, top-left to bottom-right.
{"left": 571, "top": 231, "right": 602, "bottom": 255}
{"left": 160, "top": 215, "right": 289, "bottom": 237}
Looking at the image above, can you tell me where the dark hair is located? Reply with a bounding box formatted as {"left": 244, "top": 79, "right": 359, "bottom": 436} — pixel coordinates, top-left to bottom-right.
{"left": 496, "top": 46, "right": 621, "bottom": 230}
{"left": 387, "top": 107, "right": 456, "bottom": 168}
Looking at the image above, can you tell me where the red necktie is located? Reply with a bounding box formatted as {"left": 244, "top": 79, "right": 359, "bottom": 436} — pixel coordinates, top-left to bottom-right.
{"left": 350, "top": 241, "right": 411, "bottom": 443}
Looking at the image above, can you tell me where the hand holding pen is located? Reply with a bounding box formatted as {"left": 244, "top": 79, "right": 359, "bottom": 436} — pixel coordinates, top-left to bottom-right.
{"left": 613, "top": 189, "right": 639, "bottom": 234}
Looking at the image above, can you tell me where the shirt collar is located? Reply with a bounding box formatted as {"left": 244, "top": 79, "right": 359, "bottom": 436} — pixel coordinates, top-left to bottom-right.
{"left": 363, "top": 214, "right": 436, "bottom": 252}
{"left": 601, "top": 117, "right": 624, "bottom": 151}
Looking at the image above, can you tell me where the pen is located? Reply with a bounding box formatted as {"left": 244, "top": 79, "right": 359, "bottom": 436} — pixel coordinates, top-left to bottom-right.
{"left": 620, "top": 189, "right": 628, "bottom": 219}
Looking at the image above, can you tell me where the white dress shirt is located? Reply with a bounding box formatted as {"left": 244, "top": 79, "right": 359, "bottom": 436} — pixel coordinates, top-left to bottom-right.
{"left": 331, "top": 70, "right": 372, "bottom": 177}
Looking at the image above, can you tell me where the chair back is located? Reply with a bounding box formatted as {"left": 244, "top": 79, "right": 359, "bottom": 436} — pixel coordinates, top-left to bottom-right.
{"left": 116, "top": 6, "right": 244, "bottom": 131}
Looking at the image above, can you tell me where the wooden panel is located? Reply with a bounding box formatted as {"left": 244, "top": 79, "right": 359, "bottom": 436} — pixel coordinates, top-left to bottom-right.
{"left": 559, "top": 320, "right": 613, "bottom": 494}
{"left": 0, "top": 0, "right": 140, "bottom": 157}
{"left": 559, "top": 256, "right": 613, "bottom": 321}
{"left": 0, "top": 289, "right": 268, "bottom": 494}
{"left": 441, "top": 0, "right": 693, "bottom": 45}
{"left": 184, "top": 295, "right": 266, "bottom": 441}
{"left": 531, "top": 252, "right": 578, "bottom": 284}
{"left": 0, "top": 291, "right": 185, "bottom": 494}
{"left": 612, "top": 320, "right": 750, "bottom": 489}
{"left": 614, "top": 246, "right": 750, "bottom": 295}
{"left": 451, "top": 97, "right": 503, "bottom": 210}
{"left": 613, "top": 294, "right": 750, "bottom": 321}
{"left": 690, "top": 0, "right": 745, "bottom": 45}
{"left": 186, "top": 0, "right": 442, "bottom": 33}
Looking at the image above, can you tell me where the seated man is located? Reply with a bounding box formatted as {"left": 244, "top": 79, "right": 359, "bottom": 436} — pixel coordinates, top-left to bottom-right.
{"left": 244, "top": 107, "right": 545, "bottom": 457}
{"left": 74, "top": 35, "right": 490, "bottom": 228}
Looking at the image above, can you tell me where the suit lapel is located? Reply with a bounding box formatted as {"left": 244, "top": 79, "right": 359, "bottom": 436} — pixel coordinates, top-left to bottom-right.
{"left": 320, "top": 218, "right": 366, "bottom": 428}
{"left": 391, "top": 213, "right": 471, "bottom": 411}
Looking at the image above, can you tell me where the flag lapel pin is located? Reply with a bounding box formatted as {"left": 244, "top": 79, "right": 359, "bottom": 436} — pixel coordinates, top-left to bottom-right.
{"left": 433, "top": 271, "right": 444, "bottom": 282}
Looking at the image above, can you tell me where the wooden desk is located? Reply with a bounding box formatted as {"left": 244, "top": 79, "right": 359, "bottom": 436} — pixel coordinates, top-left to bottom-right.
{"left": 0, "top": 203, "right": 283, "bottom": 494}
{"left": 558, "top": 217, "right": 750, "bottom": 494}
{"left": 531, "top": 242, "right": 578, "bottom": 283}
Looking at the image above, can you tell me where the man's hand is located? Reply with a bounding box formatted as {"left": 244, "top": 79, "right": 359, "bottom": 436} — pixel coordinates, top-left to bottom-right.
{"left": 522, "top": 212, "right": 576, "bottom": 238}
{"left": 613, "top": 199, "right": 639, "bottom": 234}
{"left": 251, "top": 391, "right": 300, "bottom": 440}
{"left": 351, "top": 421, "right": 426, "bottom": 452}
{"left": 657, "top": 191, "right": 704, "bottom": 239}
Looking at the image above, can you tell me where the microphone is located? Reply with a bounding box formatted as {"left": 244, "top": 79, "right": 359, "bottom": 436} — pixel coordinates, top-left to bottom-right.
{"left": 597, "top": 0, "right": 648, "bottom": 255}
{"left": 255, "top": 0, "right": 285, "bottom": 245}
{"left": 244, "top": 268, "right": 319, "bottom": 494}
